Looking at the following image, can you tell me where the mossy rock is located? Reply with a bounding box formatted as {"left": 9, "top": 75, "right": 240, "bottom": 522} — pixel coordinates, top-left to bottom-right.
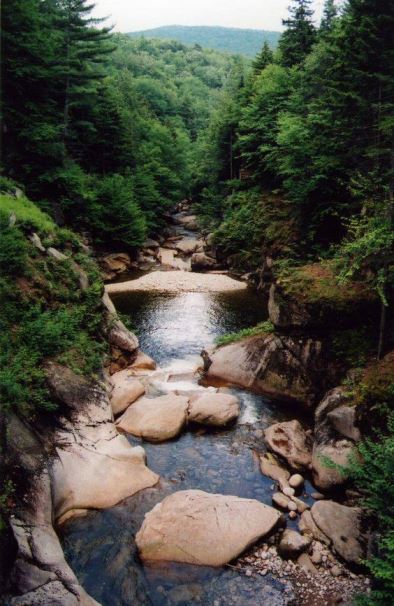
{"left": 269, "top": 262, "right": 379, "bottom": 330}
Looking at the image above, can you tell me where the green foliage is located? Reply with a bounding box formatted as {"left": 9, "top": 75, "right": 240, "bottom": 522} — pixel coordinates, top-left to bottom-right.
{"left": 0, "top": 213, "right": 29, "bottom": 276}
{"left": 216, "top": 320, "right": 274, "bottom": 346}
{"left": 87, "top": 174, "right": 147, "bottom": 247}
{"left": 0, "top": 202, "right": 106, "bottom": 418}
{"left": 334, "top": 213, "right": 394, "bottom": 305}
{"left": 127, "top": 25, "right": 280, "bottom": 57}
{"left": 0, "top": 194, "right": 55, "bottom": 233}
{"left": 332, "top": 328, "right": 375, "bottom": 368}
{"left": 346, "top": 416, "right": 394, "bottom": 605}
{"left": 278, "top": 0, "right": 317, "bottom": 67}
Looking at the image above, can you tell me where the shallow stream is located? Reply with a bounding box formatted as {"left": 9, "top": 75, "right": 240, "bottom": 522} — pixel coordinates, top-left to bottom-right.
{"left": 60, "top": 262, "right": 314, "bottom": 606}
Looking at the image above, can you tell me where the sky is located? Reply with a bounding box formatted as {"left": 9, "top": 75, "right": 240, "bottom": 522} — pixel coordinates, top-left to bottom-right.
{"left": 92, "top": 0, "right": 326, "bottom": 33}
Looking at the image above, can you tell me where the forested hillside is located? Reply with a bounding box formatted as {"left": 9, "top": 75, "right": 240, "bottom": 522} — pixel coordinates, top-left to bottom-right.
{"left": 127, "top": 25, "right": 280, "bottom": 56}
{"left": 2, "top": 5, "right": 245, "bottom": 246}
{"left": 193, "top": 2, "right": 394, "bottom": 601}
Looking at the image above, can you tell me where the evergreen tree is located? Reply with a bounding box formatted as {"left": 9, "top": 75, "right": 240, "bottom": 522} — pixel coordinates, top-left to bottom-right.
{"left": 252, "top": 41, "right": 274, "bottom": 75}
{"left": 55, "top": 0, "right": 114, "bottom": 147}
{"left": 278, "top": 0, "right": 317, "bottom": 67}
{"left": 320, "top": 0, "right": 338, "bottom": 34}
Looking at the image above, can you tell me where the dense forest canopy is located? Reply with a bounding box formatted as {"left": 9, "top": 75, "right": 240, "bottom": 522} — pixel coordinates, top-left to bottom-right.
{"left": 127, "top": 25, "right": 281, "bottom": 57}
{"left": 1, "top": 4, "right": 246, "bottom": 245}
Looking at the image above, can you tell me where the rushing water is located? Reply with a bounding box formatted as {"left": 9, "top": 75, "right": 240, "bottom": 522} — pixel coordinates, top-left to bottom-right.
{"left": 60, "top": 285, "right": 312, "bottom": 606}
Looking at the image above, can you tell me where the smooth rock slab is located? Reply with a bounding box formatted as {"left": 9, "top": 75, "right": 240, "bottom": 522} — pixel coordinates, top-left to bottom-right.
{"left": 110, "top": 373, "right": 145, "bottom": 415}
{"left": 136, "top": 489, "right": 282, "bottom": 566}
{"left": 187, "top": 393, "right": 240, "bottom": 426}
{"left": 116, "top": 393, "right": 189, "bottom": 442}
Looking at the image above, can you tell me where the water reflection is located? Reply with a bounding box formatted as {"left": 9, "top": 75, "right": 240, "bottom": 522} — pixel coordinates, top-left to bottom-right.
{"left": 111, "top": 289, "right": 268, "bottom": 365}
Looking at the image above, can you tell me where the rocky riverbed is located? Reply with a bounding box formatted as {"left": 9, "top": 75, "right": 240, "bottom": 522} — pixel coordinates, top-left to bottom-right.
{"left": 7, "top": 204, "right": 370, "bottom": 606}
{"left": 58, "top": 205, "right": 370, "bottom": 606}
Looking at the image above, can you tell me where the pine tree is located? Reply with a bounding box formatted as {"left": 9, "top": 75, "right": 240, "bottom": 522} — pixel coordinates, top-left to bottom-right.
{"left": 252, "top": 41, "right": 274, "bottom": 75}
{"left": 278, "top": 0, "right": 317, "bottom": 67}
{"left": 55, "top": 0, "right": 114, "bottom": 147}
{"left": 320, "top": 0, "right": 338, "bottom": 34}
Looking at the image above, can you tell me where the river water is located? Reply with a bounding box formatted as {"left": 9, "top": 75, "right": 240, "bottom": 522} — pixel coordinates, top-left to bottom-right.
{"left": 60, "top": 274, "right": 313, "bottom": 605}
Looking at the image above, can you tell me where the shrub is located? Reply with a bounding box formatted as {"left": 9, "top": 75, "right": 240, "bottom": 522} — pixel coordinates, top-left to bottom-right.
{"left": 0, "top": 213, "right": 29, "bottom": 276}
{"left": 87, "top": 174, "right": 147, "bottom": 247}
{"left": 346, "top": 418, "right": 394, "bottom": 605}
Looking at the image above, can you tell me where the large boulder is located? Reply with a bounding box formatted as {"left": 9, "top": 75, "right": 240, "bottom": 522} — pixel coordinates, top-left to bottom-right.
{"left": 116, "top": 393, "right": 189, "bottom": 442}
{"left": 268, "top": 264, "right": 378, "bottom": 330}
{"left": 312, "top": 441, "right": 354, "bottom": 491}
{"left": 264, "top": 420, "right": 312, "bottom": 471}
{"left": 101, "top": 252, "right": 131, "bottom": 277}
{"left": 191, "top": 252, "right": 216, "bottom": 270}
{"left": 278, "top": 529, "right": 311, "bottom": 559}
{"left": 136, "top": 490, "right": 282, "bottom": 566}
{"left": 175, "top": 238, "right": 200, "bottom": 255}
{"left": 204, "top": 334, "right": 332, "bottom": 408}
{"left": 310, "top": 501, "right": 365, "bottom": 564}
{"left": 312, "top": 388, "right": 358, "bottom": 490}
{"left": 108, "top": 320, "right": 139, "bottom": 353}
{"left": 110, "top": 372, "right": 145, "bottom": 415}
{"left": 158, "top": 247, "right": 176, "bottom": 266}
{"left": 187, "top": 393, "right": 240, "bottom": 426}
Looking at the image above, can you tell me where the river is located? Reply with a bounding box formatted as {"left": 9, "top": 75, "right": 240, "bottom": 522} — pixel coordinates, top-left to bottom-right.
{"left": 60, "top": 220, "right": 314, "bottom": 606}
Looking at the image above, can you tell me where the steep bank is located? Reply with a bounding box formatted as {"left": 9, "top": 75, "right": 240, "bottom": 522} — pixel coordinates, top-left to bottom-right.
{"left": 0, "top": 192, "right": 159, "bottom": 604}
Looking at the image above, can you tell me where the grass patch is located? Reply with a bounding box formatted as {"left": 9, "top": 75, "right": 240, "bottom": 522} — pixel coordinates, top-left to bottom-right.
{"left": 0, "top": 193, "right": 55, "bottom": 233}
{"left": 215, "top": 320, "right": 274, "bottom": 346}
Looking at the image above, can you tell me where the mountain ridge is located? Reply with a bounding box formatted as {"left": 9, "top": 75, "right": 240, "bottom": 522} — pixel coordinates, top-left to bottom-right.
{"left": 127, "top": 25, "right": 281, "bottom": 57}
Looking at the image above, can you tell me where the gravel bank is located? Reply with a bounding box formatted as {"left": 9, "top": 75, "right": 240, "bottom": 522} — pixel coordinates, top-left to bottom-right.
{"left": 105, "top": 270, "right": 247, "bottom": 293}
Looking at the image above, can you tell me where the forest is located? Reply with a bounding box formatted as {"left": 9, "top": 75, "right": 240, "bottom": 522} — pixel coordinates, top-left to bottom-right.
{"left": 127, "top": 25, "right": 281, "bottom": 56}
{"left": 1, "top": 0, "right": 393, "bottom": 605}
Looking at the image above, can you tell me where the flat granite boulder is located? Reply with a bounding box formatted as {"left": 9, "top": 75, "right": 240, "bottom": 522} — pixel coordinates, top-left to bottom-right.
{"left": 110, "top": 372, "right": 145, "bottom": 415}
{"left": 205, "top": 334, "right": 331, "bottom": 408}
{"left": 116, "top": 393, "right": 189, "bottom": 442}
{"left": 187, "top": 393, "right": 240, "bottom": 426}
{"left": 136, "top": 489, "right": 282, "bottom": 566}
{"left": 310, "top": 500, "right": 365, "bottom": 564}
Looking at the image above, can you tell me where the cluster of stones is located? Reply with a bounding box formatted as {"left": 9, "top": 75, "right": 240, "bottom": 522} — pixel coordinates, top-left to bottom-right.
{"left": 101, "top": 210, "right": 220, "bottom": 279}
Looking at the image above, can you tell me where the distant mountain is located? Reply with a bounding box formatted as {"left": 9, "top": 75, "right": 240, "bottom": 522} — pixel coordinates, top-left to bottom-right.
{"left": 127, "top": 25, "right": 281, "bottom": 57}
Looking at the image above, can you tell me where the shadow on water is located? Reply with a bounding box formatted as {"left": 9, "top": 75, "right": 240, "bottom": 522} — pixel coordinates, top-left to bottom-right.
{"left": 60, "top": 287, "right": 312, "bottom": 606}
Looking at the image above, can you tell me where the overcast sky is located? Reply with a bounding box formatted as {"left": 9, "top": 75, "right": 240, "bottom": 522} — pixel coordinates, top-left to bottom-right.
{"left": 92, "top": 0, "right": 327, "bottom": 33}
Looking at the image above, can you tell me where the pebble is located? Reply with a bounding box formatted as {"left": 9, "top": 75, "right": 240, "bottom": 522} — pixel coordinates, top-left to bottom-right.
{"left": 289, "top": 474, "right": 304, "bottom": 489}
{"left": 287, "top": 501, "right": 298, "bottom": 512}
{"left": 289, "top": 511, "right": 298, "bottom": 520}
{"left": 331, "top": 566, "right": 342, "bottom": 577}
{"left": 282, "top": 486, "right": 295, "bottom": 497}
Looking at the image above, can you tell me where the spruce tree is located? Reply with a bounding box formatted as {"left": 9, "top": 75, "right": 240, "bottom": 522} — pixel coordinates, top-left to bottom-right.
{"left": 320, "top": 0, "right": 338, "bottom": 34}
{"left": 278, "top": 0, "right": 317, "bottom": 67}
{"left": 55, "top": 0, "right": 114, "bottom": 146}
{"left": 252, "top": 41, "right": 274, "bottom": 75}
